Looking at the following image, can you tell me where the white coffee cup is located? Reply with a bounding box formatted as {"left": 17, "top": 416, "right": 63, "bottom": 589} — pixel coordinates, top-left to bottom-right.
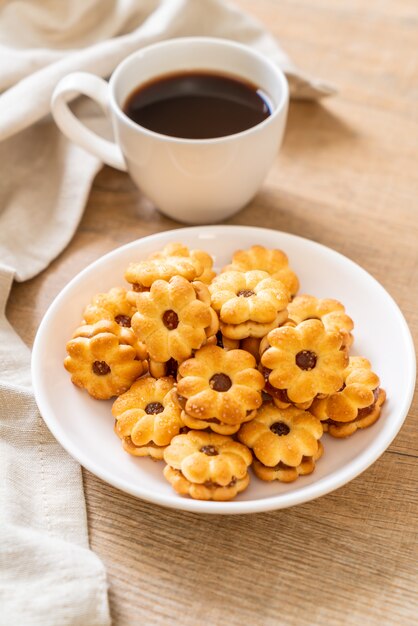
{"left": 51, "top": 37, "right": 289, "bottom": 224}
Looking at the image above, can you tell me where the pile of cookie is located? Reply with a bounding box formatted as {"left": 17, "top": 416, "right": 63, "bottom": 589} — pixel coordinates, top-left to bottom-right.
{"left": 64, "top": 242, "right": 386, "bottom": 501}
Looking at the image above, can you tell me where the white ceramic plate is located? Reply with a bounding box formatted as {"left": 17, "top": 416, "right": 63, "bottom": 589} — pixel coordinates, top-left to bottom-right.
{"left": 32, "top": 226, "right": 415, "bottom": 514}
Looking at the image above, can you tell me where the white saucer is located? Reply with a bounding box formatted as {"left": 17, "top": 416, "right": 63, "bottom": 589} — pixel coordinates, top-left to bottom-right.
{"left": 32, "top": 226, "right": 416, "bottom": 514}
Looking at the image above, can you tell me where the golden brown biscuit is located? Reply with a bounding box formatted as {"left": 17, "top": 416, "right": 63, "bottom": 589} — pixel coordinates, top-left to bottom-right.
{"left": 323, "top": 390, "right": 386, "bottom": 438}
{"left": 125, "top": 242, "right": 215, "bottom": 290}
{"left": 131, "top": 276, "right": 218, "bottom": 365}
{"left": 149, "top": 243, "right": 216, "bottom": 284}
{"left": 64, "top": 332, "right": 145, "bottom": 400}
{"left": 238, "top": 404, "right": 323, "bottom": 467}
{"left": 210, "top": 270, "right": 288, "bottom": 340}
{"left": 221, "top": 311, "right": 288, "bottom": 341}
{"left": 210, "top": 270, "right": 288, "bottom": 324}
{"left": 163, "top": 430, "right": 252, "bottom": 500}
{"left": 82, "top": 287, "right": 136, "bottom": 328}
{"left": 73, "top": 319, "right": 147, "bottom": 362}
{"left": 261, "top": 320, "right": 348, "bottom": 405}
{"left": 223, "top": 245, "right": 299, "bottom": 297}
{"left": 311, "top": 356, "right": 386, "bottom": 437}
{"left": 121, "top": 437, "right": 166, "bottom": 460}
{"left": 287, "top": 295, "right": 354, "bottom": 349}
{"left": 253, "top": 441, "right": 324, "bottom": 482}
{"left": 112, "top": 376, "right": 183, "bottom": 459}
{"left": 163, "top": 466, "right": 249, "bottom": 501}
{"left": 176, "top": 344, "right": 264, "bottom": 434}
{"left": 192, "top": 281, "right": 220, "bottom": 341}
{"left": 260, "top": 365, "right": 314, "bottom": 411}
{"left": 178, "top": 411, "right": 241, "bottom": 436}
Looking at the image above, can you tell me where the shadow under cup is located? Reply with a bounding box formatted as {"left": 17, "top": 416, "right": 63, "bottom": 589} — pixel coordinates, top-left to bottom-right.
{"left": 109, "top": 38, "right": 289, "bottom": 223}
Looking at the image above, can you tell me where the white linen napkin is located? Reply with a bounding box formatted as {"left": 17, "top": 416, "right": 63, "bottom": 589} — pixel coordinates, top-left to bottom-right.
{"left": 0, "top": 1, "right": 334, "bottom": 624}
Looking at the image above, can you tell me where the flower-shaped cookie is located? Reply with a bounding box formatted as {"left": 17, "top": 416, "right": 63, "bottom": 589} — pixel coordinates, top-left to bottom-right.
{"left": 131, "top": 276, "right": 218, "bottom": 364}
{"left": 259, "top": 335, "right": 310, "bottom": 410}
{"left": 253, "top": 441, "right": 324, "bottom": 482}
{"left": 125, "top": 242, "right": 215, "bottom": 290}
{"left": 238, "top": 404, "right": 323, "bottom": 467}
{"left": 176, "top": 345, "right": 264, "bottom": 434}
{"left": 223, "top": 245, "right": 299, "bottom": 298}
{"left": 287, "top": 295, "right": 354, "bottom": 349}
{"left": 83, "top": 287, "right": 136, "bottom": 328}
{"left": 64, "top": 332, "right": 145, "bottom": 399}
{"left": 261, "top": 320, "right": 348, "bottom": 405}
{"left": 311, "top": 356, "right": 386, "bottom": 437}
{"left": 149, "top": 243, "right": 216, "bottom": 284}
{"left": 210, "top": 270, "right": 288, "bottom": 340}
{"left": 163, "top": 430, "right": 252, "bottom": 500}
{"left": 112, "top": 376, "right": 183, "bottom": 459}
{"left": 73, "top": 319, "right": 147, "bottom": 361}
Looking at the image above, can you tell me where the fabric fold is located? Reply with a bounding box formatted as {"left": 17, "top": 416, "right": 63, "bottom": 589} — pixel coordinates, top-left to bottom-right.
{"left": 0, "top": 264, "right": 111, "bottom": 625}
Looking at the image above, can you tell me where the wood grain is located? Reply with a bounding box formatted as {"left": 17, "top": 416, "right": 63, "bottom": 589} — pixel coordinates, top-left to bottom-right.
{"left": 6, "top": 0, "right": 418, "bottom": 624}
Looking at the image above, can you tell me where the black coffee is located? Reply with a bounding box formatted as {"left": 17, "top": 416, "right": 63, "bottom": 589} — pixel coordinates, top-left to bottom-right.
{"left": 123, "top": 71, "right": 271, "bottom": 139}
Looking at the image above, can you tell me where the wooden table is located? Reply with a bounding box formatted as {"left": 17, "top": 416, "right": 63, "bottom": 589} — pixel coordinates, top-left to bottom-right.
{"left": 7, "top": 0, "right": 418, "bottom": 624}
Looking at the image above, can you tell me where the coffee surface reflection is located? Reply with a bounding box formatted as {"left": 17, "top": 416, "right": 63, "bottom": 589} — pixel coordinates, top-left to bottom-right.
{"left": 123, "top": 71, "right": 271, "bottom": 139}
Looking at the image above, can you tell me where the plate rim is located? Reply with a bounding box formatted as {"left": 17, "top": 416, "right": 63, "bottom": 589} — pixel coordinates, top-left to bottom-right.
{"left": 32, "top": 225, "right": 416, "bottom": 514}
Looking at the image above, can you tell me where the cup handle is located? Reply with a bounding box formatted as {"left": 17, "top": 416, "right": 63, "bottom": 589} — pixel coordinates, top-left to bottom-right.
{"left": 51, "top": 72, "right": 127, "bottom": 171}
